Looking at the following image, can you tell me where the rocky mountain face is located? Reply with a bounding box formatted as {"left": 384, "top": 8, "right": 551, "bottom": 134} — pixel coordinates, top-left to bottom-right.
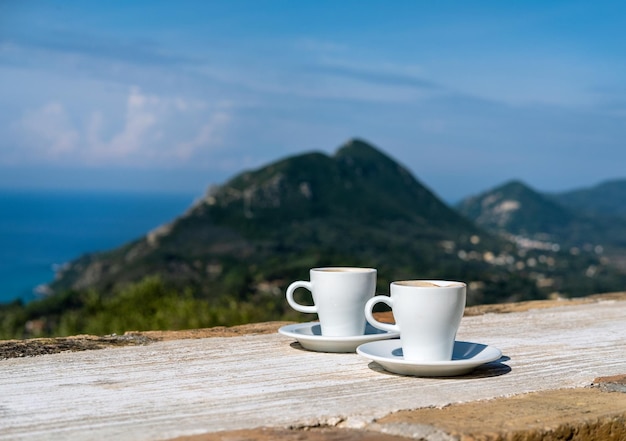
{"left": 50, "top": 140, "right": 624, "bottom": 308}
{"left": 456, "top": 180, "right": 597, "bottom": 243}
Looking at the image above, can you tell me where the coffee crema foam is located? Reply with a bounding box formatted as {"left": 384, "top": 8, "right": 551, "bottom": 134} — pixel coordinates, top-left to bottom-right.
{"left": 395, "top": 281, "right": 465, "bottom": 288}
{"left": 315, "top": 268, "right": 375, "bottom": 273}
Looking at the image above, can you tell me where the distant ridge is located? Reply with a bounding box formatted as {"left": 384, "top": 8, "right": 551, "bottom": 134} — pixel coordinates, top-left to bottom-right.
{"left": 551, "top": 179, "right": 626, "bottom": 217}
{"left": 456, "top": 179, "right": 626, "bottom": 275}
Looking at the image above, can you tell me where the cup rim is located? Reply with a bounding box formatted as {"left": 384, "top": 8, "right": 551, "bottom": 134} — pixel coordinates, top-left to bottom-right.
{"left": 392, "top": 280, "right": 466, "bottom": 288}
{"left": 311, "top": 267, "right": 376, "bottom": 273}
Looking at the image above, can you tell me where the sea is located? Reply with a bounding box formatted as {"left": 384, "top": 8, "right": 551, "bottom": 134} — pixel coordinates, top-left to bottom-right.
{"left": 0, "top": 189, "right": 198, "bottom": 304}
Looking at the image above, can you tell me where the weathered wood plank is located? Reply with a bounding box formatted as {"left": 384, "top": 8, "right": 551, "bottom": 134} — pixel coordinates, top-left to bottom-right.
{"left": 0, "top": 299, "right": 624, "bottom": 441}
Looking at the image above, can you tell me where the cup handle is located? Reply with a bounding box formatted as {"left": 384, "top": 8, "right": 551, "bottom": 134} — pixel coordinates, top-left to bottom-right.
{"left": 365, "top": 295, "right": 399, "bottom": 333}
{"left": 286, "top": 281, "right": 317, "bottom": 314}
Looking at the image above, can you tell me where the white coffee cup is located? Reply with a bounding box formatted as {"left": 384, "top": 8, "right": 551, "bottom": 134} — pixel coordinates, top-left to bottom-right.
{"left": 286, "top": 267, "right": 377, "bottom": 337}
{"left": 364, "top": 280, "right": 466, "bottom": 361}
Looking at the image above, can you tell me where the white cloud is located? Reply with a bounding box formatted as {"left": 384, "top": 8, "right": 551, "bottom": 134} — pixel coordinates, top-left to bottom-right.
{"left": 174, "top": 111, "right": 231, "bottom": 161}
{"left": 16, "top": 102, "right": 79, "bottom": 158}
{"left": 96, "top": 86, "right": 161, "bottom": 161}
{"left": 11, "top": 87, "right": 231, "bottom": 166}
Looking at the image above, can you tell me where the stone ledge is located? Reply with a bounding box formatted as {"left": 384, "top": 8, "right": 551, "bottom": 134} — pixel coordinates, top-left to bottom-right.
{"left": 0, "top": 333, "right": 155, "bottom": 359}
{"left": 2, "top": 292, "right": 623, "bottom": 360}
{"left": 0, "top": 321, "right": 292, "bottom": 359}
{"left": 372, "top": 384, "right": 626, "bottom": 441}
{"left": 167, "top": 380, "right": 626, "bottom": 441}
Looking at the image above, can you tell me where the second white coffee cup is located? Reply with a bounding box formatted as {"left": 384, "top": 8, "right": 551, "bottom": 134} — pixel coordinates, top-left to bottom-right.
{"left": 286, "top": 267, "right": 377, "bottom": 337}
{"left": 364, "top": 280, "right": 466, "bottom": 361}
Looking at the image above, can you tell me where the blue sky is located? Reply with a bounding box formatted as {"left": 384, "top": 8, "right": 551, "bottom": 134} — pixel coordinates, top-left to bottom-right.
{"left": 1, "top": 1, "right": 625, "bottom": 202}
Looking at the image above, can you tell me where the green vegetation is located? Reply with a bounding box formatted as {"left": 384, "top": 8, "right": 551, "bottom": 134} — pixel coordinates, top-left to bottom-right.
{"left": 0, "top": 276, "right": 299, "bottom": 340}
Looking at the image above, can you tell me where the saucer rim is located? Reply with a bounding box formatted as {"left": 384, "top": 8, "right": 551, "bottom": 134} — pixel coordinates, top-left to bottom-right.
{"left": 278, "top": 321, "right": 399, "bottom": 342}
{"left": 356, "top": 339, "right": 502, "bottom": 367}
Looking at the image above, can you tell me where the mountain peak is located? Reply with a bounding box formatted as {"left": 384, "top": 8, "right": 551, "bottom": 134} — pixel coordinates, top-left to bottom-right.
{"left": 337, "top": 137, "right": 378, "bottom": 151}
{"left": 457, "top": 179, "right": 579, "bottom": 237}
{"left": 501, "top": 179, "right": 530, "bottom": 189}
{"left": 335, "top": 138, "right": 392, "bottom": 162}
{"left": 200, "top": 137, "right": 466, "bottom": 232}
{"left": 497, "top": 179, "right": 538, "bottom": 196}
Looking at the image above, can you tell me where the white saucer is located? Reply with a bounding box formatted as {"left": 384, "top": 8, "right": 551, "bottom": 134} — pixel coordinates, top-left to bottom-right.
{"left": 278, "top": 322, "right": 400, "bottom": 353}
{"left": 356, "top": 340, "right": 503, "bottom": 377}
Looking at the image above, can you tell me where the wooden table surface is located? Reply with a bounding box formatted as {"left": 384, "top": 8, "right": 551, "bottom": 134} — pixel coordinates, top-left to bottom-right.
{"left": 0, "top": 297, "right": 625, "bottom": 441}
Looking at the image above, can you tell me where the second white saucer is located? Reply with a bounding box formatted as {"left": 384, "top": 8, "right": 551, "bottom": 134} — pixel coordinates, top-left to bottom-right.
{"left": 278, "top": 322, "right": 399, "bottom": 353}
{"left": 357, "top": 340, "right": 503, "bottom": 376}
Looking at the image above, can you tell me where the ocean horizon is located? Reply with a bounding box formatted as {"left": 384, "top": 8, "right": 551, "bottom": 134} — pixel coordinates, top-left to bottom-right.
{"left": 0, "top": 189, "right": 198, "bottom": 304}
